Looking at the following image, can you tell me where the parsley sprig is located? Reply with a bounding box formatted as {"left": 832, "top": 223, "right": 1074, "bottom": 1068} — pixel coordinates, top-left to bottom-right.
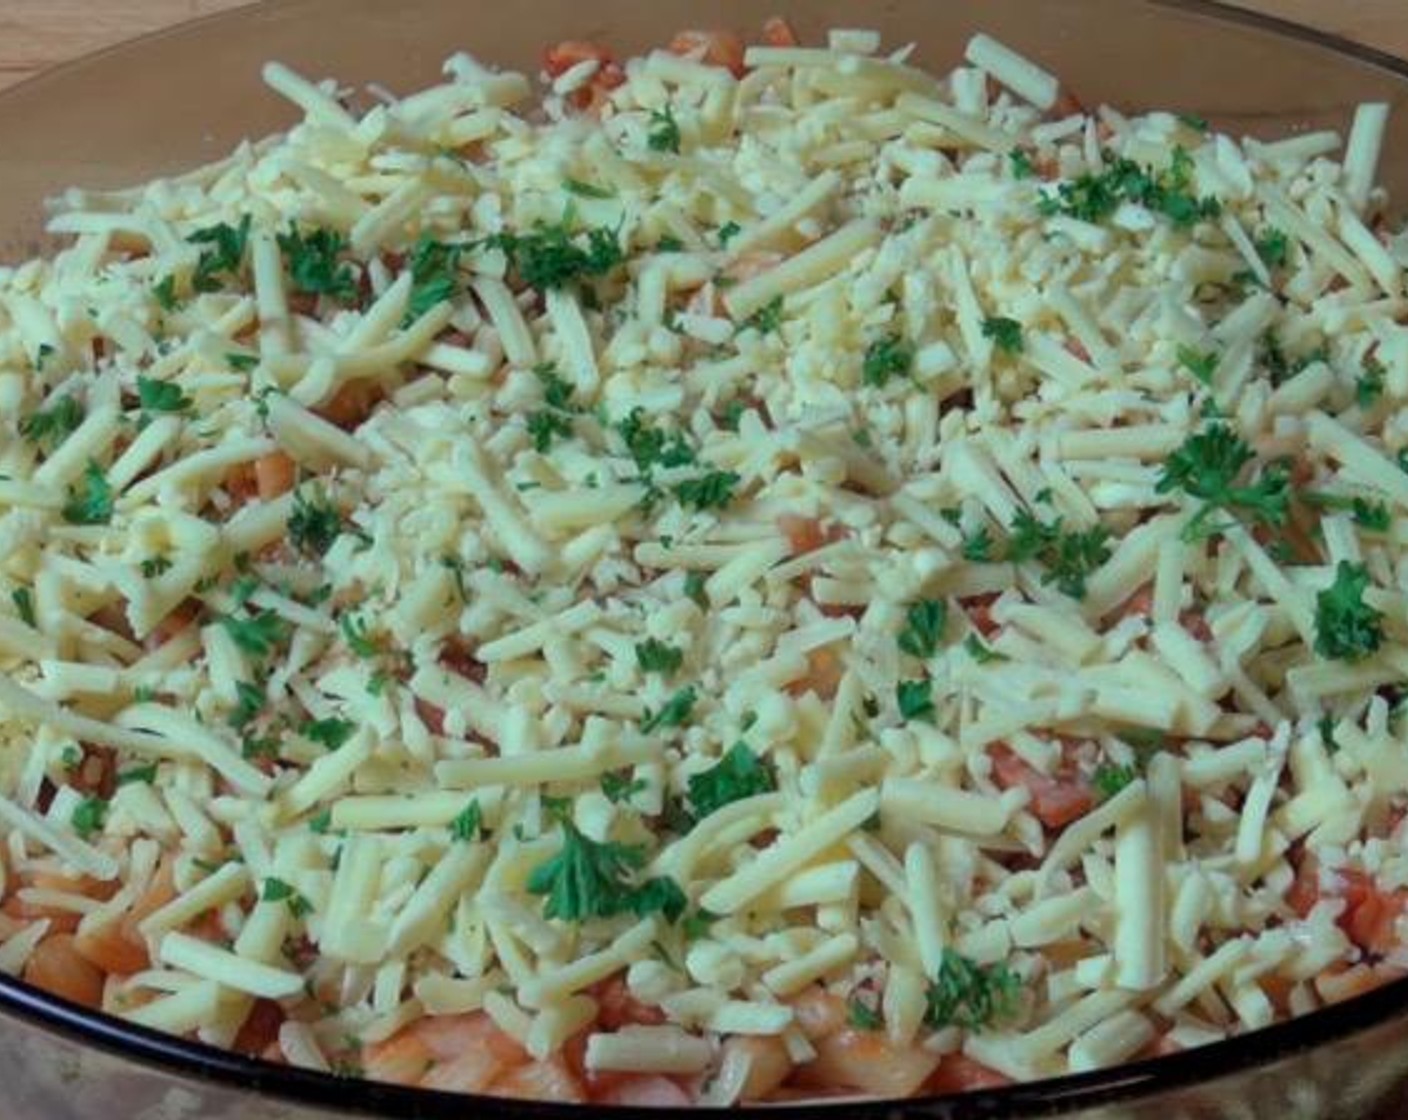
{"left": 485, "top": 220, "right": 624, "bottom": 293}
{"left": 288, "top": 486, "right": 344, "bottom": 558}
{"left": 278, "top": 226, "right": 358, "bottom": 302}
{"left": 61, "top": 461, "right": 114, "bottom": 526}
{"left": 1156, "top": 423, "right": 1289, "bottom": 541}
{"left": 685, "top": 742, "right": 777, "bottom": 823}
{"left": 1314, "top": 561, "right": 1384, "bottom": 661}
{"left": 21, "top": 396, "right": 84, "bottom": 451}
{"left": 898, "top": 600, "right": 947, "bottom": 659}
{"left": 1006, "top": 510, "right": 1112, "bottom": 600}
{"left": 527, "top": 817, "right": 687, "bottom": 923}
{"left": 924, "top": 949, "right": 1022, "bottom": 1031}
{"left": 1039, "top": 147, "right": 1219, "bottom": 228}
{"left": 647, "top": 105, "right": 682, "bottom": 153}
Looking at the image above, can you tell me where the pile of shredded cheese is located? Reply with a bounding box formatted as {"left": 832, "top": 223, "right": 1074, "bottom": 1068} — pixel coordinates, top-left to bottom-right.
{"left": 3, "top": 23, "right": 1408, "bottom": 1105}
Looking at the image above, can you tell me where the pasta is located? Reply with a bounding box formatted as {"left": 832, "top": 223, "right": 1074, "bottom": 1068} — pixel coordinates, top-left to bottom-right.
{"left": 2, "top": 15, "right": 1408, "bottom": 1107}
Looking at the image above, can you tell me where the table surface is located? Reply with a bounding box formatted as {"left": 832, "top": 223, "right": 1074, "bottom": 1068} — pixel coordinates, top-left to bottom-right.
{"left": 0, "top": 0, "right": 1405, "bottom": 91}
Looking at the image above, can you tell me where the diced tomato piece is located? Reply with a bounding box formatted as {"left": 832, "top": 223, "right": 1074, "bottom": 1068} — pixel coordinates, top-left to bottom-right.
{"left": 777, "top": 514, "right": 846, "bottom": 556}
{"left": 668, "top": 30, "right": 747, "bottom": 77}
{"left": 544, "top": 40, "right": 614, "bottom": 77}
{"left": 990, "top": 743, "right": 1094, "bottom": 829}
{"left": 232, "top": 999, "right": 285, "bottom": 1057}
{"left": 926, "top": 1054, "right": 1011, "bottom": 1094}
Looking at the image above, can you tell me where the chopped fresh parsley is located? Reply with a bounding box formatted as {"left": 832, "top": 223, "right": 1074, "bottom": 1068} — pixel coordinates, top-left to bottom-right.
{"left": 116, "top": 762, "right": 158, "bottom": 786}
{"left": 1254, "top": 227, "right": 1290, "bottom": 270}
{"left": 229, "top": 680, "right": 266, "bottom": 731}
{"left": 288, "top": 487, "right": 343, "bottom": 558}
{"left": 641, "top": 685, "right": 697, "bottom": 734}
{"left": 684, "top": 570, "right": 708, "bottom": 609}
{"left": 21, "top": 395, "right": 85, "bottom": 452}
{"left": 340, "top": 612, "right": 379, "bottom": 658}
{"left": 61, "top": 461, "right": 114, "bottom": 526}
{"left": 961, "top": 525, "right": 996, "bottom": 563}
{"left": 526, "top": 409, "right": 574, "bottom": 452}
{"left": 242, "top": 732, "right": 281, "bottom": 762}
{"left": 896, "top": 678, "right": 935, "bottom": 723}
{"left": 226, "top": 352, "right": 259, "bottom": 372}
{"left": 11, "top": 587, "right": 36, "bottom": 629}
{"left": 1314, "top": 561, "right": 1384, "bottom": 661}
{"left": 301, "top": 717, "right": 355, "bottom": 750}
{"left": 647, "top": 105, "right": 682, "bottom": 153}
{"left": 601, "top": 771, "right": 648, "bottom": 805}
{"left": 1009, "top": 149, "right": 1035, "bottom": 180}
{"left": 140, "top": 555, "right": 174, "bottom": 578}
{"left": 1302, "top": 491, "right": 1391, "bottom": 532}
{"left": 527, "top": 819, "right": 687, "bottom": 923}
{"left": 964, "top": 634, "right": 1007, "bottom": 663}
{"left": 861, "top": 333, "right": 913, "bottom": 388}
{"left": 1177, "top": 112, "right": 1210, "bottom": 133}
{"left": 717, "top": 221, "right": 742, "bottom": 247}
{"left": 636, "top": 638, "right": 684, "bottom": 676}
{"left": 1006, "top": 509, "right": 1112, "bottom": 599}
{"left": 655, "top": 234, "right": 685, "bottom": 252}
{"left": 1092, "top": 763, "right": 1137, "bottom": 801}
{"left": 136, "top": 375, "right": 193, "bottom": 415}
{"left": 898, "top": 599, "right": 947, "bottom": 659}
{"left": 153, "top": 274, "right": 180, "bottom": 311}
{"left": 981, "top": 316, "right": 1024, "bottom": 356}
{"left": 220, "top": 610, "right": 290, "bottom": 658}
{"left": 687, "top": 742, "right": 776, "bottom": 822}
{"left": 484, "top": 220, "right": 624, "bottom": 293}
{"left": 308, "top": 808, "right": 333, "bottom": 834}
{"left": 1357, "top": 356, "right": 1386, "bottom": 409}
{"left": 681, "top": 908, "right": 718, "bottom": 940}
{"left": 189, "top": 216, "right": 252, "bottom": 292}
{"left": 1156, "top": 422, "right": 1289, "bottom": 541}
{"left": 1176, "top": 344, "right": 1219, "bottom": 386}
{"left": 615, "top": 408, "right": 696, "bottom": 474}
{"left": 847, "top": 996, "right": 884, "bottom": 1031}
{"left": 449, "top": 799, "right": 484, "bottom": 842}
{"left": 1319, "top": 714, "right": 1341, "bottom": 756}
{"left": 923, "top": 949, "right": 1021, "bottom": 1031}
{"left": 741, "top": 294, "right": 784, "bottom": 336}
{"left": 262, "top": 877, "right": 312, "bottom": 919}
{"left": 563, "top": 177, "right": 615, "bottom": 199}
{"left": 403, "top": 234, "right": 463, "bottom": 323}
{"left": 70, "top": 796, "right": 108, "bottom": 840}
{"left": 1038, "top": 146, "right": 1219, "bottom": 228}
{"left": 277, "top": 225, "right": 358, "bottom": 302}
{"left": 672, "top": 470, "right": 740, "bottom": 512}
{"left": 1259, "top": 331, "right": 1326, "bottom": 386}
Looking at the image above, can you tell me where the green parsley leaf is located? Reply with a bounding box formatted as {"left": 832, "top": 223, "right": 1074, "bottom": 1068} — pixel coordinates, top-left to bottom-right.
{"left": 71, "top": 796, "right": 108, "bottom": 840}
{"left": 21, "top": 395, "right": 85, "bottom": 452}
{"left": 981, "top": 316, "right": 1024, "bottom": 356}
{"left": 220, "top": 610, "right": 290, "bottom": 658}
{"left": 655, "top": 234, "right": 685, "bottom": 252}
{"left": 1006, "top": 510, "right": 1112, "bottom": 600}
{"left": 1319, "top": 714, "right": 1341, "bottom": 756}
{"left": 340, "top": 612, "right": 379, "bottom": 658}
{"left": 301, "top": 718, "right": 355, "bottom": 750}
{"left": 1092, "top": 762, "right": 1137, "bottom": 801}
{"left": 641, "top": 685, "right": 697, "bottom": 734}
{"left": 924, "top": 949, "right": 1021, "bottom": 1031}
{"left": 136, "top": 376, "right": 193, "bottom": 415}
{"left": 403, "top": 234, "right": 463, "bottom": 323}
{"left": 11, "top": 587, "right": 36, "bottom": 629}
{"left": 672, "top": 470, "right": 740, "bottom": 512}
{"left": 1176, "top": 344, "right": 1219, "bottom": 386}
{"left": 615, "top": 408, "right": 696, "bottom": 474}
{"left": 288, "top": 487, "right": 343, "bottom": 558}
{"left": 116, "top": 763, "right": 158, "bottom": 786}
{"left": 898, "top": 599, "right": 947, "bottom": 659}
{"left": 526, "top": 409, "right": 573, "bottom": 452}
{"left": 961, "top": 525, "right": 995, "bottom": 563}
{"left": 687, "top": 742, "right": 776, "bottom": 822}
{"left": 1177, "top": 112, "right": 1210, "bottom": 133}
{"left": 896, "top": 678, "right": 935, "bottom": 723}
{"left": 229, "top": 680, "right": 266, "bottom": 731}
{"left": 277, "top": 225, "right": 358, "bottom": 302}
{"left": 189, "top": 216, "right": 251, "bottom": 292}
{"left": 861, "top": 333, "right": 913, "bottom": 387}
{"left": 262, "top": 877, "right": 313, "bottom": 918}
{"left": 636, "top": 638, "right": 684, "bottom": 676}
{"left": 601, "top": 771, "right": 648, "bottom": 805}
{"left": 717, "top": 221, "right": 742, "bottom": 247}
{"left": 1254, "top": 227, "right": 1290, "bottom": 270}
{"left": 1038, "top": 147, "right": 1219, "bottom": 228}
{"left": 1357, "top": 356, "right": 1386, "bottom": 409}
{"left": 1301, "top": 490, "right": 1391, "bottom": 533}
{"left": 61, "top": 461, "right": 114, "bottom": 526}
{"left": 647, "top": 105, "right": 682, "bottom": 153}
{"left": 1314, "top": 561, "right": 1384, "bottom": 661}
{"left": 450, "top": 799, "right": 484, "bottom": 842}
{"left": 684, "top": 570, "right": 708, "bottom": 609}
{"left": 226, "top": 352, "right": 258, "bottom": 372}
{"left": 140, "top": 555, "right": 174, "bottom": 578}
{"left": 153, "top": 274, "right": 180, "bottom": 311}
{"left": 1009, "top": 149, "right": 1035, "bottom": 180}
{"left": 527, "top": 819, "right": 686, "bottom": 923}
{"left": 741, "top": 295, "right": 784, "bottom": 336}
{"left": 563, "top": 177, "right": 615, "bottom": 199}
{"left": 1156, "top": 422, "right": 1289, "bottom": 541}
{"left": 964, "top": 634, "right": 1007, "bottom": 663}
{"left": 308, "top": 808, "right": 333, "bottom": 834}
{"left": 484, "top": 221, "right": 624, "bottom": 293}
{"left": 847, "top": 996, "right": 883, "bottom": 1031}
{"left": 681, "top": 908, "right": 718, "bottom": 940}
